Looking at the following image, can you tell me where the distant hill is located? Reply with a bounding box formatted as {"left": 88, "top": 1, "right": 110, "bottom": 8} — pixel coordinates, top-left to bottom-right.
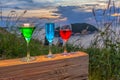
{"left": 55, "top": 23, "right": 98, "bottom": 37}
{"left": 71, "top": 23, "right": 98, "bottom": 33}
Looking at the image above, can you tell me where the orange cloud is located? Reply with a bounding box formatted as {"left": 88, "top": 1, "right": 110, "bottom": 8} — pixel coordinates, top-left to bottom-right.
{"left": 2, "top": 9, "right": 60, "bottom": 19}
{"left": 23, "top": 9, "right": 59, "bottom": 19}
{"left": 111, "top": 13, "right": 120, "bottom": 17}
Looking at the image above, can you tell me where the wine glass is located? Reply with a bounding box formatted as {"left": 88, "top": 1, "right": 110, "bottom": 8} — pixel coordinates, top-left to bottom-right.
{"left": 45, "top": 22, "right": 55, "bottom": 58}
{"left": 59, "top": 24, "right": 72, "bottom": 55}
{"left": 19, "top": 23, "right": 36, "bottom": 62}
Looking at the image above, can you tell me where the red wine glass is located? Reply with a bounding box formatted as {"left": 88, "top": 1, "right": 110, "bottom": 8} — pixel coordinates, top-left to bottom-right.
{"left": 59, "top": 24, "right": 72, "bottom": 55}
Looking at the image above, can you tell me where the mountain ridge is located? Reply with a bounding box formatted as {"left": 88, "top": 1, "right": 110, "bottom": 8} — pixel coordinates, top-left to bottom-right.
{"left": 55, "top": 23, "right": 98, "bottom": 37}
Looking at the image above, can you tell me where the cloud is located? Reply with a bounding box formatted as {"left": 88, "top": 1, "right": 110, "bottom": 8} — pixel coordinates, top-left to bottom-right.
{"left": 33, "top": 0, "right": 54, "bottom": 3}
{"left": 0, "top": 0, "right": 120, "bottom": 26}
{"left": 1, "top": 0, "right": 55, "bottom": 10}
{"left": 54, "top": 6, "right": 93, "bottom": 24}
{"left": 53, "top": 4, "right": 120, "bottom": 26}
{"left": 0, "top": 0, "right": 114, "bottom": 10}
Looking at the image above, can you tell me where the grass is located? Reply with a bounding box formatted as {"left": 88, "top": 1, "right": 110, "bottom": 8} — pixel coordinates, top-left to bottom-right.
{"left": 0, "top": 27, "right": 80, "bottom": 59}
{"left": 88, "top": 47, "right": 120, "bottom": 80}
{"left": 87, "top": 27, "right": 120, "bottom": 80}
{"left": 89, "top": 0, "right": 120, "bottom": 79}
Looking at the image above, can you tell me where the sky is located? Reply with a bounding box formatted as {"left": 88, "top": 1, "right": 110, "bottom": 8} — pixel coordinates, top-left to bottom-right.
{"left": 0, "top": 0, "right": 120, "bottom": 25}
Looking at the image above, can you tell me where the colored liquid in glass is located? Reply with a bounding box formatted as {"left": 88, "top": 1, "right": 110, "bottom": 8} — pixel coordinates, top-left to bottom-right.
{"left": 20, "top": 27, "right": 35, "bottom": 43}
{"left": 60, "top": 29, "right": 72, "bottom": 41}
{"left": 45, "top": 23, "right": 55, "bottom": 43}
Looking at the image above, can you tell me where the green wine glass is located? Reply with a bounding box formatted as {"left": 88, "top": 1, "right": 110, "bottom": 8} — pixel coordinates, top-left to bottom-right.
{"left": 19, "top": 23, "right": 36, "bottom": 62}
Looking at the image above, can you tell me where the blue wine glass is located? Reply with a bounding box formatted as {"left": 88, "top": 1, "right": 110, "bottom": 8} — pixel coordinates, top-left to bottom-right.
{"left": 45, "top": 23, "right": 55, "bottom": 58}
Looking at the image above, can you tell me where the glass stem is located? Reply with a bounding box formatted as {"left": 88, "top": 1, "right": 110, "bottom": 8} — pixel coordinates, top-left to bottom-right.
{"left": 64, "top": 41, "right": 67, "bottom": 53}
{"left": 48, "top": 42, "right": 52, "bottom": 56}
{"left": 27, "top": 42, "right": 30, "bottom": 61}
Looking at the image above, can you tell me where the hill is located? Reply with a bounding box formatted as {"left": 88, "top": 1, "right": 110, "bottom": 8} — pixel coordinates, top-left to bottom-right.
{"left": 55, "top": 23, "right": 98, "bottom": 37}
{"left": 71, "top": 23, "right": 98, "bottom": 34}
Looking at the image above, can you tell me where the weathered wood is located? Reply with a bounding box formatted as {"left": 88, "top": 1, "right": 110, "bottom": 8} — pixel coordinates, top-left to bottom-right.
{"left": 0, "top": 51, "right": 88, "bottom": 80}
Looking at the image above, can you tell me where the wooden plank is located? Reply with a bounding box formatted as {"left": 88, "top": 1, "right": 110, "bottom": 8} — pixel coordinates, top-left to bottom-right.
{"left": 0, "top": 51, "right": 88, "bottom": 80}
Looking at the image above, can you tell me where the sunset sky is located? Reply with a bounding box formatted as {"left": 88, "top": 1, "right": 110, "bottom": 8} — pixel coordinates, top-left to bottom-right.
{"left": 0, "top": 0, "right": 120, "bottom": 24}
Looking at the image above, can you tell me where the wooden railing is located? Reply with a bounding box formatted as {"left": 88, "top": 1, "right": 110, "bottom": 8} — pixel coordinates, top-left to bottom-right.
{"left": 0, "top": 51, "right": 88, "bottom": 80}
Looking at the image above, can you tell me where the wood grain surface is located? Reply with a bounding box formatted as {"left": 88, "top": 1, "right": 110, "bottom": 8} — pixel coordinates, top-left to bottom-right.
{"left": 0, "top": 51, "right": 88, "bottom": 80}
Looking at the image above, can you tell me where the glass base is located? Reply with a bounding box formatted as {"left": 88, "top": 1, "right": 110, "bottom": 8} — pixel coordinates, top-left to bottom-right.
{"left": 61, "top": 52, "right": 70, "bottom": 56}
{"left": 70, "top": 52, "right": 77, "bottom": 54}
{"left": 46, "top": 54, "right": 54, "bottom": 58}
{"left": 20, "top": 57, "right": 36, "bottom": 62}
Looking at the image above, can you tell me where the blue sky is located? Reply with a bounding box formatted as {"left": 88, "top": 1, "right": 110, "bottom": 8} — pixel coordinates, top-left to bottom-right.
{"left": 0, "top": 0, "right": 110, "bottom": 10}
{"left": 0, "top": 0, "right": 120, "bottom": 25}
{"left": 0, "top": 0, "right": 110, "bottom": 14}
